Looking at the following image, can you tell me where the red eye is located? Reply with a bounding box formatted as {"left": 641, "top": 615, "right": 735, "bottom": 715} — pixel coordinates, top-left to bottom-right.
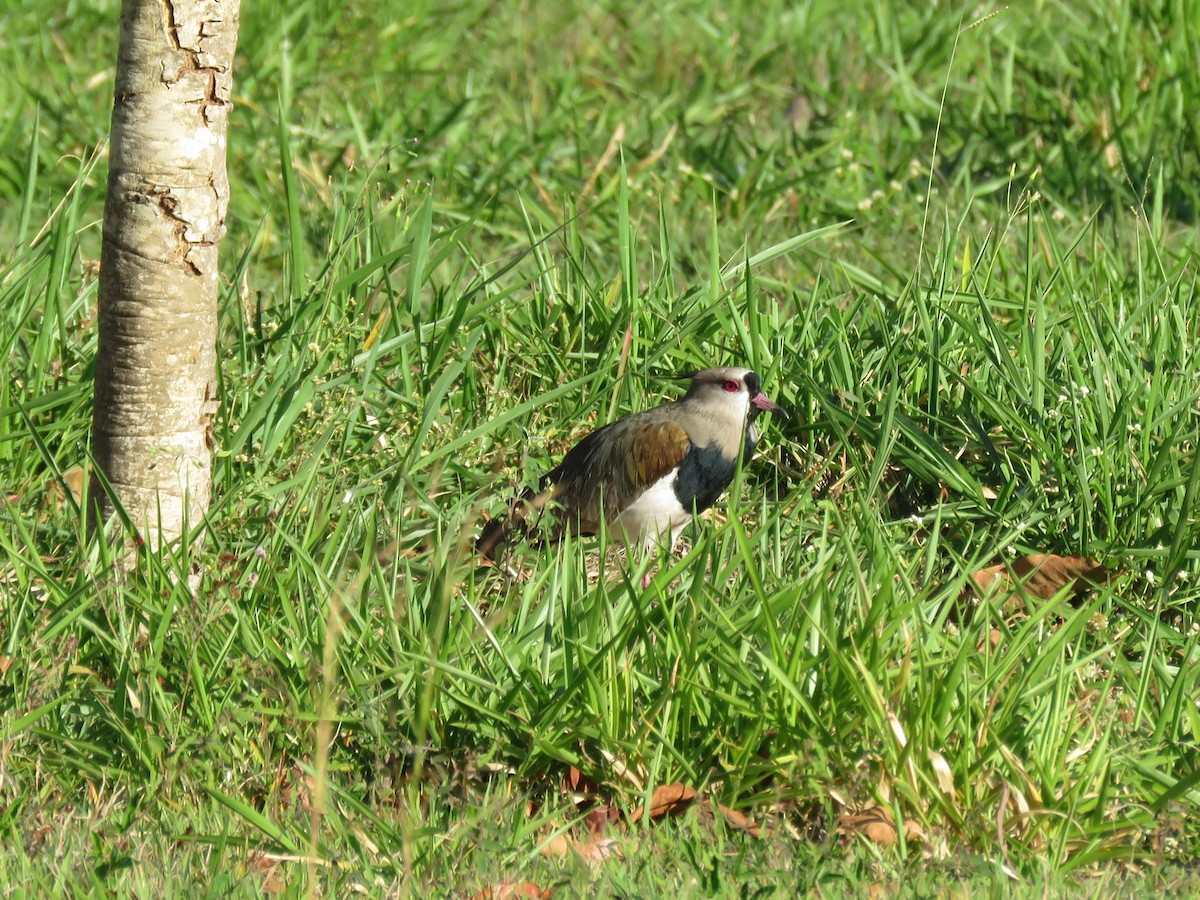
{"left": 723, "top": 379, "right": 739, "bottom": 393}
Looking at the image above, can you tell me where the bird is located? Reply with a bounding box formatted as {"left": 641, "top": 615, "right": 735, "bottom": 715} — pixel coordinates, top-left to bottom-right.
{"left": 476, "top": 366, "right": 786, "bottom": 561}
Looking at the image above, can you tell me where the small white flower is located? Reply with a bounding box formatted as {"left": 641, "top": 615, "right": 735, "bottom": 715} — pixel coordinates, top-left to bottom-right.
{"left": 1006, "top": 545, "right": 1017, "bottom": 555}
{"left": 1090, "top": 447, "right": 1103, "bottom": 458}
{"left": 909, "top": 514, "right": 924, "bottom": 526}
{"left": 889, "top": 180, "right": 903, "bottom": 192}
{"left": 841, "top": 147, "right": 854, "bottom": 160}
{"left": 1078, "top": 385, "right": 1091, "bottom": 396}
{"left": 1127, "top": 422, "right": 1143, "bottom": 433}
{"left": 1145, "top": 570, "right": 1157, "bottom": 585}
{"left": 847, "top": 161, "right": 861, "bottom": 174}
{"left": 1052, "top": 208, "right": 1066, "bottom": 222}
{"left": 307, "top": 341, "right": 321, "bottom": 353}
{"left": 857, "top": 197, "right": 873, "bottom": 211}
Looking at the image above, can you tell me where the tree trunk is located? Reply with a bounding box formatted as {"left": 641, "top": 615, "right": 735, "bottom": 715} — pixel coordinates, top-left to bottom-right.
{"left": 91, "top": 0, "right": 240, "bottom": 551}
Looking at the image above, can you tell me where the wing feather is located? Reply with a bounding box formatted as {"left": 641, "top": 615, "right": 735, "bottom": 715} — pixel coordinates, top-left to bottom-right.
{"left": 543, "top": 416, "right": 690, "bottom": 535}
{"left": 477, "top": 409, "right": 694, "bottom": 556}
{"left": 628, "top": 420, "right": 690, "bottom": 488}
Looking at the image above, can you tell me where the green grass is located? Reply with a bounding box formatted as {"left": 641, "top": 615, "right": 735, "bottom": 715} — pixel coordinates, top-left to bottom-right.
{"left": 3, "top": 0, "right": 1200, "bottom": 894}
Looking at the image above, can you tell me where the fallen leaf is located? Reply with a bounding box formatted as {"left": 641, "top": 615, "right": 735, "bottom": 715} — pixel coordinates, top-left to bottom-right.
{"left": 576, "top": 837, "right": 622, "bottom": 863}
{"left": 470, "top": 883, "right": 550, "bottom": 899}
{"left": 43, "top": 466, "right": 86, "bottom": 514}
{"left": 970, "top": 554, "right": 1111, "bottom": 610}
{"left": 630, "top": 782, "right": 696, "bottom": 823}
{"left": 0, "top": 656, "right": 13, "bottom": 676}
{"left": 564, "top": 765, "right": 601, "bottom": 796}
{"left": 583, "top": 804, "right": 620, "bottom": 836}
{"left": 717, "top": 804, "right": 761, "bottom": 838}
{"left": 838, "top": 805, "right": 923, "bottom": 846}
{"left": 839, "top": 807, "right": 898, "bottom": 845}
{"left": 977, "top": 627, "right": 1004, "bottom": 653}
{"left": 540, "top": 832, "right": 574, "bottom": 858}
{"left": 539, "top": 830, "right": 621, "bottom": 865}
{"left": 245, "top": 850, "right": 287, "bottom": 895}
{"left": 63, "top": 466, "right": 85, "bottom": 502}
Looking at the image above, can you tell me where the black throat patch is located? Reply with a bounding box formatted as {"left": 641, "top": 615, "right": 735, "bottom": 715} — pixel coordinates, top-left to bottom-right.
{"left": 672, "top": 442, "right": 739, "bottom": 515}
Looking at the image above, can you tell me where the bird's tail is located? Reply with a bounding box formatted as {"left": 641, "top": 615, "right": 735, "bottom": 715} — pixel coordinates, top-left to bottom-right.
{"left": 475, "top": 483, "right": 560, "bottom": 560}
{"left": 475, "top": 510, "right": 515, "bottom": 560}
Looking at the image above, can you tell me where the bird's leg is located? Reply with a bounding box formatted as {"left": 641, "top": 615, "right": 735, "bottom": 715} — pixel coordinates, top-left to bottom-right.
{"left": 639, "top": 522, "right": 687, "bottom": 589}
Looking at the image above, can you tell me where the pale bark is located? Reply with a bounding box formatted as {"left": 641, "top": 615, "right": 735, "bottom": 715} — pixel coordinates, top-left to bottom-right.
{"left": 91, "top": 0, "right": 240, "bottom": 549}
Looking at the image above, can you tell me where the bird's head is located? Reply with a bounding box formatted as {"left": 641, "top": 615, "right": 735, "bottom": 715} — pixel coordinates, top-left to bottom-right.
{"left": 682, "top": 367, "right": 788, "bottom": 422}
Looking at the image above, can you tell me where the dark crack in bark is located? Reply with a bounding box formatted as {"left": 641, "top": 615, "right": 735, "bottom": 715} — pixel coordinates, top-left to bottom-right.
{"left": 144, "top": 185, "right": 212, "bottom": 277}
{"left": 160, "top": 0, "right": 231, "bottom": 125}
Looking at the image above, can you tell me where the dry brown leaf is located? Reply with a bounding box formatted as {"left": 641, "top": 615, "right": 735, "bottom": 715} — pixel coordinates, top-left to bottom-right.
{"left": 717, "top": 804, "right": 761, "bottom": 838}
{"left": 648, "top": 782, "right": 697, "bottom": 818}
{"left": 470, "top": 883, "right": 550, "bottom": 900}
{"left": 630, "top": 782, "right": 697, "bottom": 823}
{"left": 42, "top": 466, "right": 86, "bottom": 514}
{"left": 63, "top": 466, "right": 86, "bottom": 503}
{"left": 0, "top": 656, "right": 13, "bottom": 676}
{"left": 971, "top": 553, "right": 1110, "bottom": 610}
{"left": 977, "top": 627, "right": 1004, "bottom": 653}
{"left": 583, "top": 804, "right": 620, "bottom": 836}
{"left": 576, "top": 837, "right": 622, "bottom": 863}
{"left": 539, "top": 831, "right": 621, "bottom": 865}
{"left": 540, "top": 832, "right": 574, "bottom": 858}
{"left": 245, "top": 851, "right": 287, "bottom": 896}
{"left": 564, "top": 765, "right": 601, "bottom": 796}
{"left": 838, "top": 805, "right": 923, "bottom": 847}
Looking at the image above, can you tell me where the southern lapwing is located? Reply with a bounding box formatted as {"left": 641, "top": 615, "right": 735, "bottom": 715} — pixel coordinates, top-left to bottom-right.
{"left": 476, "top": 367, "right": 786, "bottom": 560}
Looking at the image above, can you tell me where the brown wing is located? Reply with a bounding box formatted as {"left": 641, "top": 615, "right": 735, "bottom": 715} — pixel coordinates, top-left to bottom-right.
{"left": 626, "top": 419, "right": 690, "bottom": 493}
{"left": 547, "top": 416, "right": 689, "bottom": 535}
{"left": 478, "top": 410, "right": 692, "bottom": 556}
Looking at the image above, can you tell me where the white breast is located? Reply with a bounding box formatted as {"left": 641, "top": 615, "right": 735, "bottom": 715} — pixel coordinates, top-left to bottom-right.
{"left": 613, "top": 469, "right": 691, "bottom": 551}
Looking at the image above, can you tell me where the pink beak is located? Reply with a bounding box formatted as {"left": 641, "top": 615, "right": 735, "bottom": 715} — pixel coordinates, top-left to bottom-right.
{"left": 751, "top": 391, "right": 787, "bottom": 418}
